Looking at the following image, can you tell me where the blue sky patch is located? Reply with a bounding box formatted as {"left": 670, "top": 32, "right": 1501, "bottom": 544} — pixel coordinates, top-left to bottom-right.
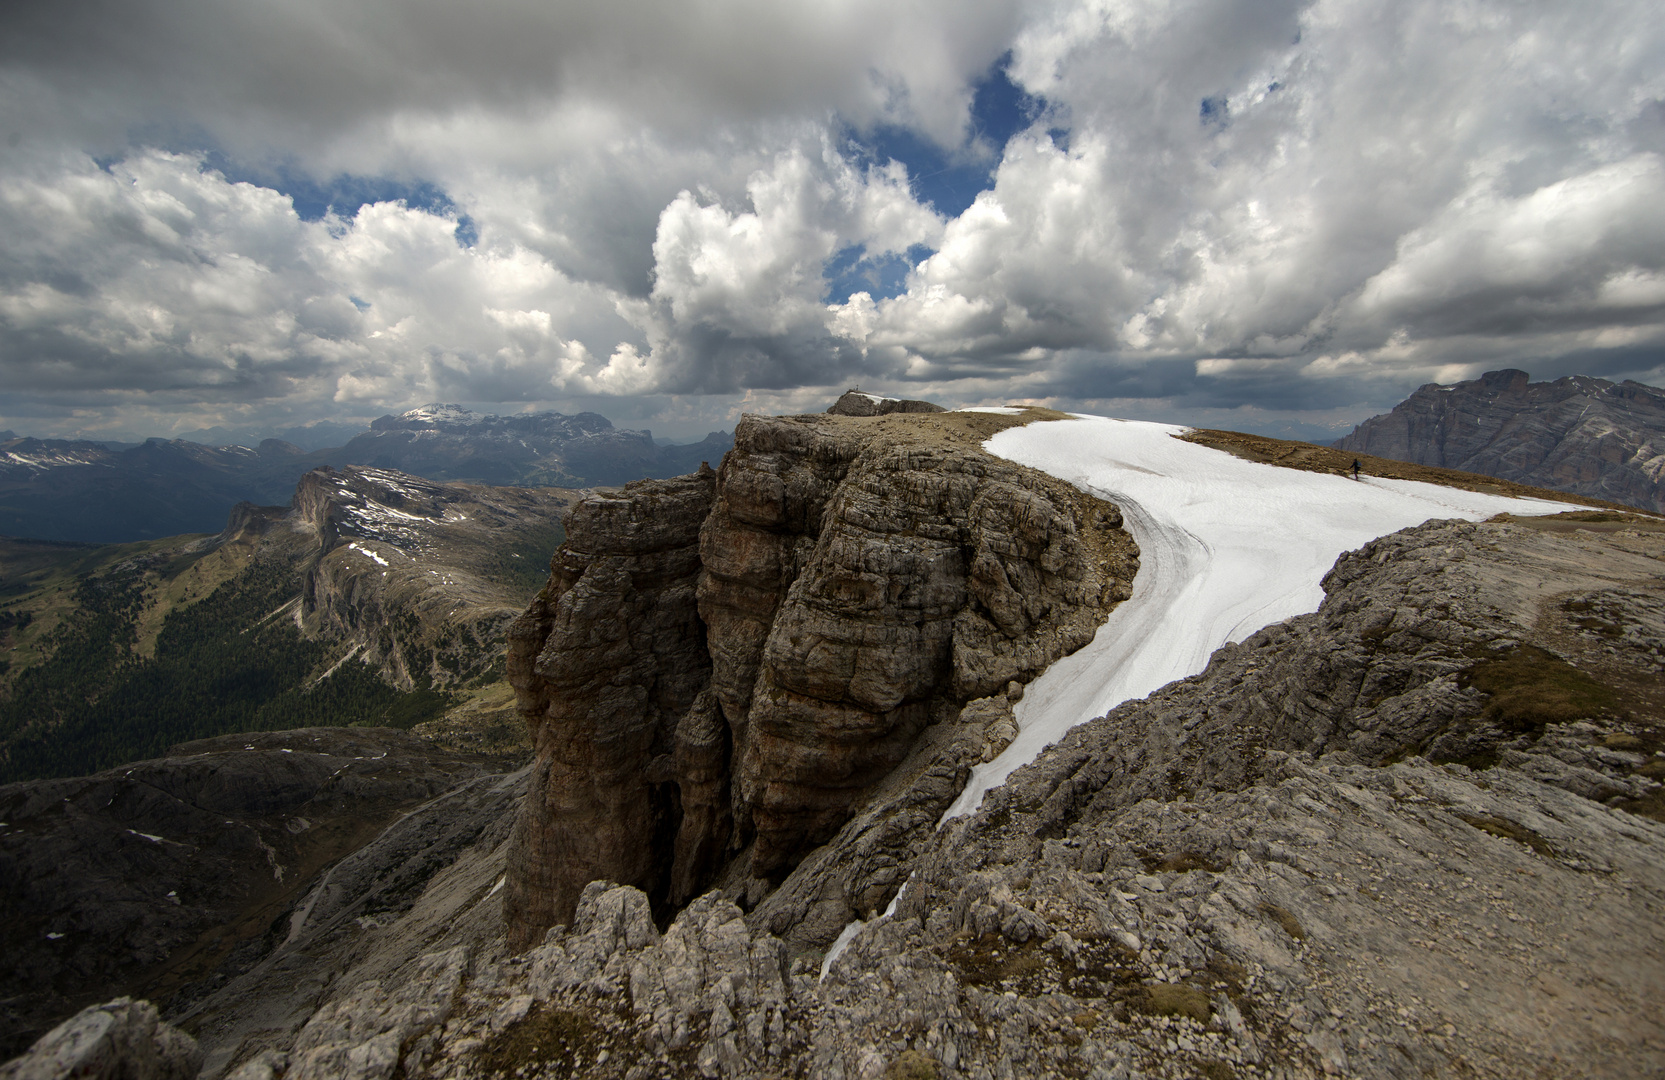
{"left": 843, "top": 52, "right": 1045, "bottom": 218}
{"left": 824, "top": 243, "right": 934, "bottom": 304}
{"left": 199, "top": 151, "right": 473, "bottom": 245}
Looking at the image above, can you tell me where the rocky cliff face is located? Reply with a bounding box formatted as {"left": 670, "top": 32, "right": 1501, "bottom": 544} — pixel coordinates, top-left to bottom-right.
{"left": 293, "top": 466, "right": 577, "bottom": 689}
{"left": 503, "top": 468, "right": 718, "bottom": 947}
{"left": 504, "top": 410, "right": 1139, "bottom": 946}
{"left": 1336, "top": 369, "right": 1665, "bottom": 512}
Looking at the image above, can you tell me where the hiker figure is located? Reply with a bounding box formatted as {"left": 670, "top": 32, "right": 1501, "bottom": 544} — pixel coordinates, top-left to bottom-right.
{"left": 1351, "top": 459, "right": 1361, "bottom": 481}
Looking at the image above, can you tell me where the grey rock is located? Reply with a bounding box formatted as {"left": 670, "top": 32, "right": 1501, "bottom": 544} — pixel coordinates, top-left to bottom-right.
{"left": 503, "top": 411, "right": 1139, "bottom": 947}
{"left": 503, "top": 469, "right": 718, "bottom": 948}
{"left": 1336, "top": 368, "right": 1665, "bottom": 512}
{"left": 0, "top": 998, "right": 199, "bottom": 1080}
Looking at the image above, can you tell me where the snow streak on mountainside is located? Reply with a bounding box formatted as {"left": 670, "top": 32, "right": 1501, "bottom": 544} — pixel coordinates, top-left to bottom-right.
{"left": 944, "top": 415, "right": 1587, "bottom": 819}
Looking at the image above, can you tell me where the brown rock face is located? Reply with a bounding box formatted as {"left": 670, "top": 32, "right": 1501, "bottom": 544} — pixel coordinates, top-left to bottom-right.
{"left": 1335, "top": 369, "right": 1665, "bottom": 512}
{"left": 504, "top": 411, "right": 1136, "bottom": 946}
{"left": 704, "top": 416, "right": 1134, "bottom": 874}
{"left": 504, "top": 468, "right": 717, "bottom": 949}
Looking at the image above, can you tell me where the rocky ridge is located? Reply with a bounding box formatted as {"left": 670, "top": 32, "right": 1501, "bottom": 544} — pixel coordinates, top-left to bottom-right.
{"left": 503, "top": 408, "right": 1139, "bottom": 946}
{"left": 1336, "top": 369, "right": 1665, "bottom": 512}
{"left": 33, "top": 510, "right": 1653, "bottom": 1080}
{"left": 289, "top": 465, "right": 578, "bottom": 689}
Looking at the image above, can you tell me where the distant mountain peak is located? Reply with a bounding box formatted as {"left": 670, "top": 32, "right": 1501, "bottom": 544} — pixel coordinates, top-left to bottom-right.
{"left": 1336, "top": 369, "right": 1665, "bottom": 512}
{"left": 402, "top": 403, "right": 481, "bottom": 424}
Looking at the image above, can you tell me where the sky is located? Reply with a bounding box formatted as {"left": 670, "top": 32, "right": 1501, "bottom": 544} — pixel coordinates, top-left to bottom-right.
{"left": 2, "top": 0, "right": 1663, "bottom": 444}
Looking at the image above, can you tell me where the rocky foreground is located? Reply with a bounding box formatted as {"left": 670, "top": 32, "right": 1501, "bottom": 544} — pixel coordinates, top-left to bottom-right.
{"left": 10, "top": 506, "right": 1660, "bottom": 1080}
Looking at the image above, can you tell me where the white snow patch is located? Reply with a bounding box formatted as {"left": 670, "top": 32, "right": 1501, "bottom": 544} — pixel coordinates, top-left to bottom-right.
{"left": 400, "top": 403, "right": 480, "bottom": 425}
{"left": 45, "top": 932, "right": 64, "bottom": 940}
{"left": 819, "top": 874, "right": 913, "bottom": 981}
{"left": 127, "top": 829, "right": 164, "bottom": 843}
{"left": 348, "top": 542, "right": 390, "bottom": 567}
{"left": 488, "top": 875, "right": 506, "bottom": 898}
{"left": 941, "top": 416, "right": 1586, "bottom": 822}
{"left": 955, "top": 406, "right": 1026, "bottom": 415}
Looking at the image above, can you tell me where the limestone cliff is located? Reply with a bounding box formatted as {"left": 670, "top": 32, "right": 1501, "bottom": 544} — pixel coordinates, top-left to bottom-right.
{"left": 292, "top": 466, "right": 576, "bottom": 689}
{"left": 1336, "top": 368, "right": 1665, "bottom": 512}
{"left": 503, "top": 468, "right": 718, "bottom": 947}
{"left": 504, "top": 409, "right": 1139, "bottom": 946}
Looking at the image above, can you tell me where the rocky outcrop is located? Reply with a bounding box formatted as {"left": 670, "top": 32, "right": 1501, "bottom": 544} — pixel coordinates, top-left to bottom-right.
{"left": 0, "top": 998, "right": 199, "bottom": 1080}
{"left": 31, "top": 509, "right": 1659, "bottom": 1080}
{"left": 279, "top": 514, "right": 1665, "bottom": 1080}
{"left": 503, "top": 469, "right": 719, "bottom": 949}
{"left": 826, "top": 390, "right": 946, "bottom": 416}
{"left": 1336, "top": 369, "right": 1665, "bottom": 512}
{"left": 504, "top": 410, "right": 1139, "bottom": 945}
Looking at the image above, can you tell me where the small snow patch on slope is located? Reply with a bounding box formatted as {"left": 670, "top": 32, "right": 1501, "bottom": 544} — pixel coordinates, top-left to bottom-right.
{"left": 942, "top": 416, "right": 1584, "bottom": 821}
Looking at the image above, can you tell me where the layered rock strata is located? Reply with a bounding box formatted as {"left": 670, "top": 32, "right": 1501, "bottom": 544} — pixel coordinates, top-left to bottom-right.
{"left": 504, "top": 411, "right": 1139, "bottom": 946}
{"left": 1336, "top": 368, "right": 1665, "bottom": 512}
{"left": 503, "top": 468, "right": 720, "bottom": 948}
{"left": 294, "top": 466, "right": 576, "bottom": 689}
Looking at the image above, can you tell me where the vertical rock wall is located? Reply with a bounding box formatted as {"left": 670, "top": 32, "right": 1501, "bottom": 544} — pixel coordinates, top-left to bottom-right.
{"left": 504, "top": 468, "right": 717, "bottom": 949}
{"left": 504, "top": 413, "right": 1138, "bottom": 947}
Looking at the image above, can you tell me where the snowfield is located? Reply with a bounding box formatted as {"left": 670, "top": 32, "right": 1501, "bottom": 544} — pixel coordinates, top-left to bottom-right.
{"left": 940, "top": 414, "right": 1587, "bottom": 821}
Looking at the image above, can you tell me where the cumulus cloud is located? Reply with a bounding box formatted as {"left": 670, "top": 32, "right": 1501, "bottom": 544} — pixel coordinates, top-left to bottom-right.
{"left": 2, "top": 0, "right": 1664, "bottom": 441}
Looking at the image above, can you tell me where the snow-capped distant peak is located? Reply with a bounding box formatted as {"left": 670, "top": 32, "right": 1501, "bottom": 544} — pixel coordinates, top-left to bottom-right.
{"left": 399, "top": 404, "right": 481, "bottom": 425}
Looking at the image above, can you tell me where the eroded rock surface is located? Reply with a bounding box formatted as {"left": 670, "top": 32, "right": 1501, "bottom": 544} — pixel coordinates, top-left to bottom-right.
{"left": 504, "top": 469, "right": 719, "bottom": 948}
{"left": 504, "top": 410, "right": 1138, "bottom": 944}
{"left": 1336, "top": 368, "right": 1665, "bottom": 512}
{"left": 0, "top": 998, "right": 199, "bottom": 1080}
{"left": 704, "top": 416, "right": 1134, "bottom": 878}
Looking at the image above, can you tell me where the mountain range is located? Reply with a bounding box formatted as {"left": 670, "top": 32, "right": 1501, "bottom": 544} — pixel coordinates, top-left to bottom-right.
{"left": 0, "top": 405, "right": 732, "bottom": 544}
{"left": 0, "top": 462, "right": 578, "bottom": 785}
{"left": 1335, "top": 369, "right": 1665, "bottom": 513}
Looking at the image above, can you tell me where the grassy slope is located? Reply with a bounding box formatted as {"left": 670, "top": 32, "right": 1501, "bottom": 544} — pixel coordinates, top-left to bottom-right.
{"left": 0, "top": 536, "right": 458, "bottom": 783}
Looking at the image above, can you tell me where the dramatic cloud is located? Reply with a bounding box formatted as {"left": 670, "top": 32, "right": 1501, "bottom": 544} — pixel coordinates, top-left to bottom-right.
{"left": 1, "top": 0, "right": 1662, "bottom": 441}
